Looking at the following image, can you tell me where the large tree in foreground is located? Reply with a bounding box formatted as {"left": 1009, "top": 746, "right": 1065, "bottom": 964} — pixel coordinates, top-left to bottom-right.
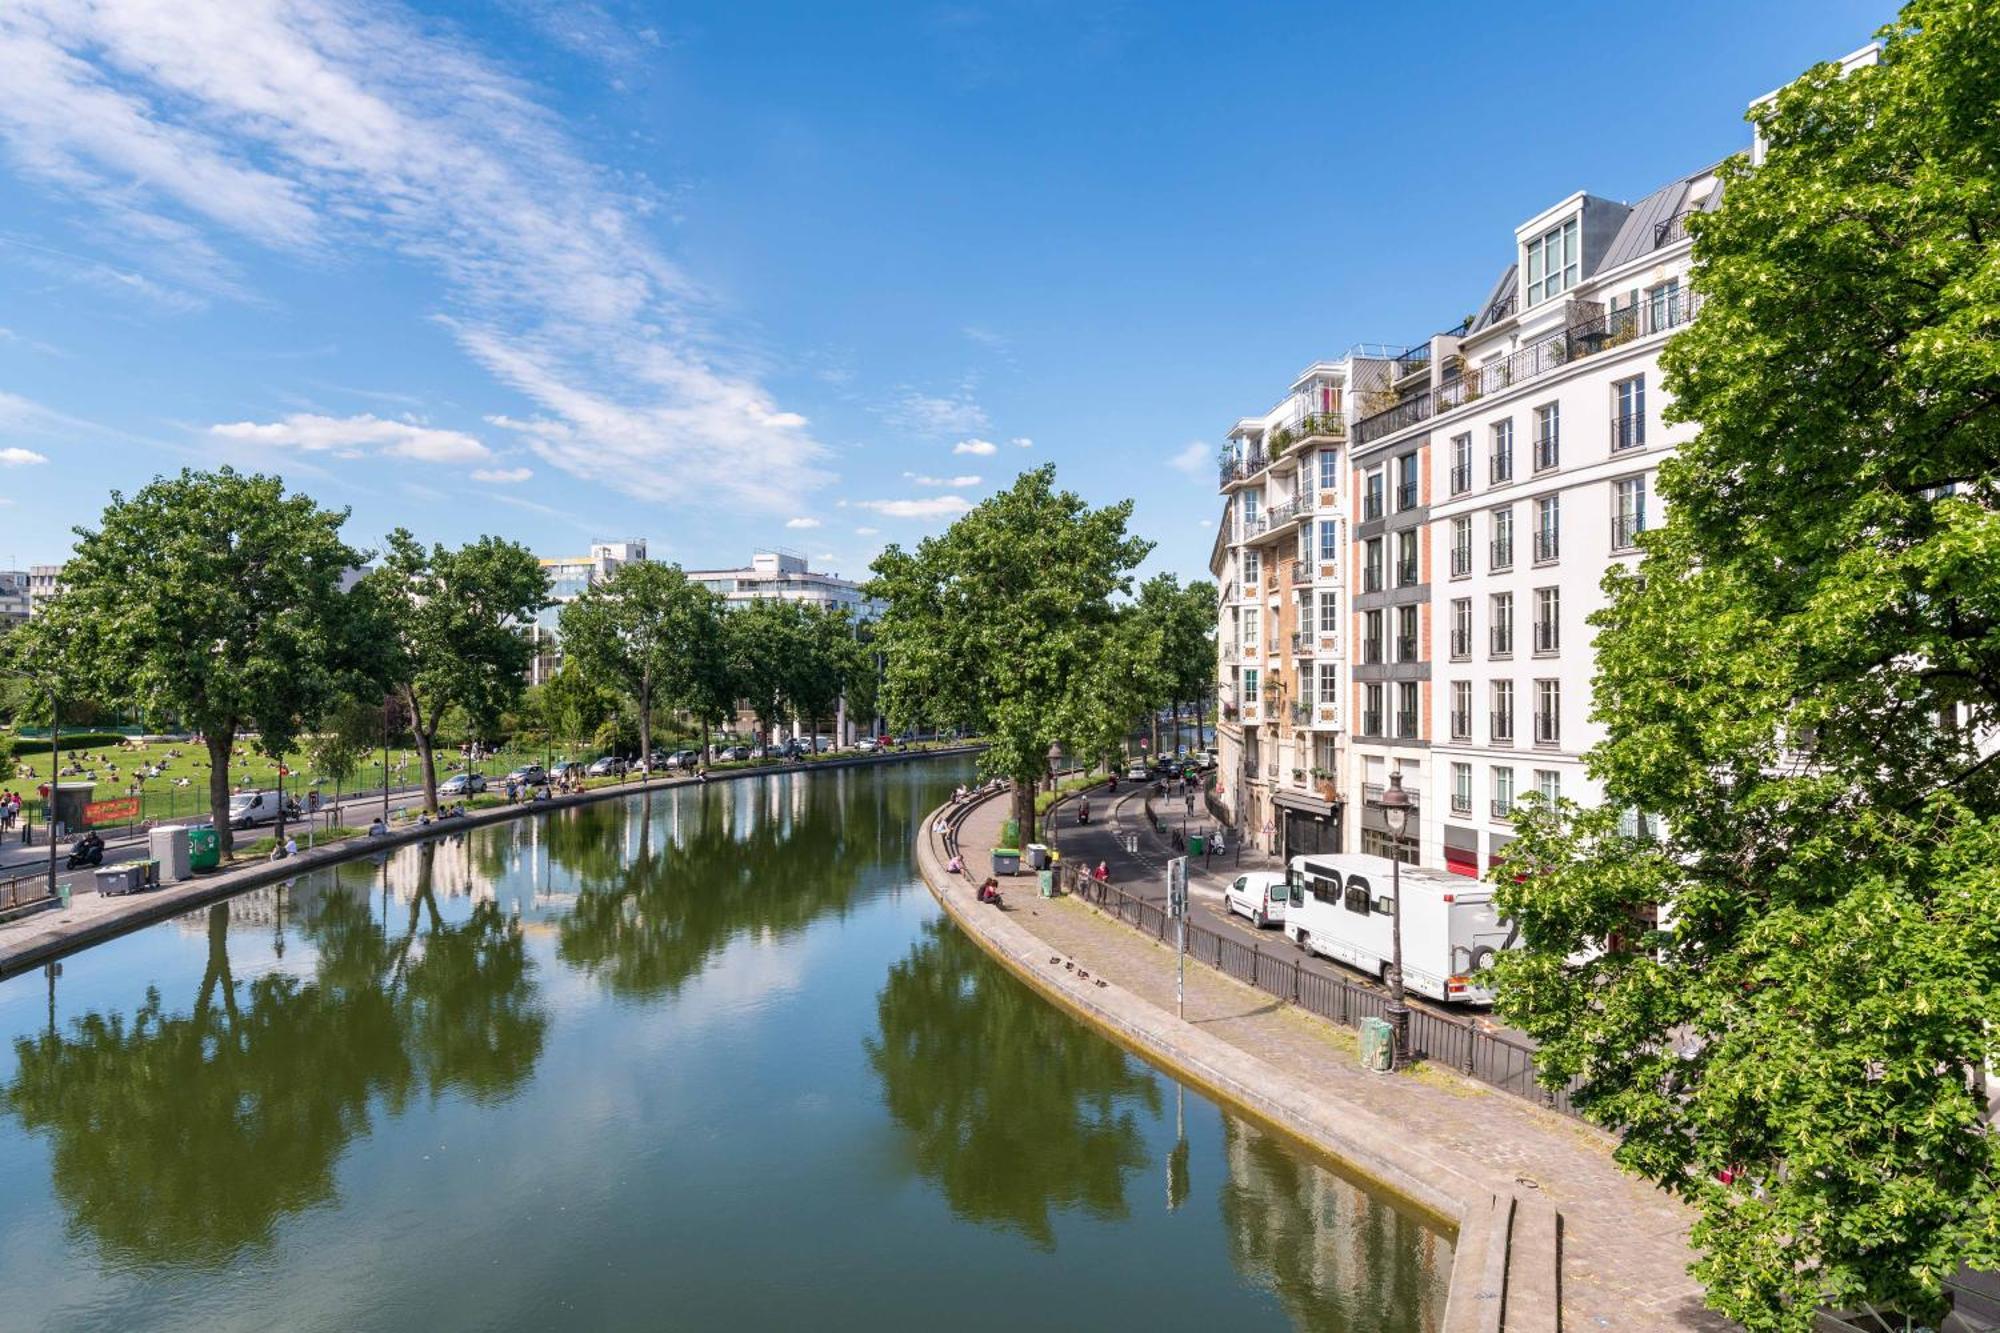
{"left": 867, "top": 466, "right": 1151, "bottom": 844}
{"left": 558, "top": 562, "right": 724, "bottom": 769}
{"left": 37, "top": 468, "right": 365, "bottom": 852}
{"left": 366, "top": 530, "right": 547, "bottom": 814}
{"left": 1493, "top": 5, "right": 2000, "bottom": 1326}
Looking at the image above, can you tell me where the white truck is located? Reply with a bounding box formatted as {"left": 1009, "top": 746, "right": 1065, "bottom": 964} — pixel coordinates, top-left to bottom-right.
{"left": 226, "top": 789, "right": 299, "bottom": 829}
{"left": 1281, "top": 852, "right": 1517, "bottom": 1005}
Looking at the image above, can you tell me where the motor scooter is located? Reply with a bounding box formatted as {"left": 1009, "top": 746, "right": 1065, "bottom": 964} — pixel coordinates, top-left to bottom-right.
{"left": 66, "top": 834, "right": 105, "bottom": 869}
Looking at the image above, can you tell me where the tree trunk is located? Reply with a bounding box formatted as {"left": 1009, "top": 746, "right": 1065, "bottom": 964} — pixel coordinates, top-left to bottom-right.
{"left": 406, "top": 688, "right": 439, "bottom": 814}
{"left": 206, "top": 729, "right": 235, "bottom": 854}
{"left": 637, "top": 676, "right": 653, "bottom": 779}
{"left": 1011, "top": 776, "right": 1037, "bottom": 849}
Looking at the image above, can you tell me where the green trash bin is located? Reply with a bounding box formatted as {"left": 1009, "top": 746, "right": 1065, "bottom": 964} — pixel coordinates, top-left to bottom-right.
{"left": 188, "top": 826, "right": 221, "bottom": 872}
{"left": 1359, "top": 1017, "right": 1394, "bottom": 1073}
{"left": 1189, "top": 833, "right": 1206, "bottom": 855}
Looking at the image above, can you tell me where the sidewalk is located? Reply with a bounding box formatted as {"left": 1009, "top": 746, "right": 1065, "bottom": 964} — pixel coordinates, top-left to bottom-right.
{"left": 944, "top": 793, "right": 1724, "bottom": 1331}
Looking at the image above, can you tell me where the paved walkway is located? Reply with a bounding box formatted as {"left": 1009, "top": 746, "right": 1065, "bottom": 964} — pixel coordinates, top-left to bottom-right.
{"left": 951, "top": 792, "right": 1725, "bottom": 1331}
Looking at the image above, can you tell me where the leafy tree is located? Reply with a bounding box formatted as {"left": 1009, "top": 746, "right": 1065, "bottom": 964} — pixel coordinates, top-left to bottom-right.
{"left": 536, "top": 662, "right": 618, "bottom": 758}
{"left": 35, "top": 468, "right": 365, "bottom": 851}
{"left": 724, "top": 597, "right": 806, "bottom": 744}
{"left": 558, "top": 562, "right": 724, "bottom": 766}
{"left": 1494, "top": 7, "right": 2000, "bottom": 1325}
{"left": 365, "top": 530, "right": 548, "bottom": 814}
{"left": 790, "top": 604, "right": 869, "bottom": 746}
{"left": 1175, "top": 581, "right": 1219, "bottom": 748}
{"left": 305, "top": 695, "right": 379, "bottom": 822}
{"left": 867, "top": 466, "right": 1151, "bottom": 843}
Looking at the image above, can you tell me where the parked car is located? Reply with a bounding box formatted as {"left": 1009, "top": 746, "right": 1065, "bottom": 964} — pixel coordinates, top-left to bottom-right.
{"left": 855, "top": 738, "right": 880, "bottom": 754}
{"left": 439, "top": 772, "right": 487, "bottom": 797}
{"left": 586, "top": 756, "right": 626, "bottom": 777}
{"left": 667, "top": 749, "right": 699, "bottom": 769}
{"left": 1224, "top": 872, "right": 1289, "bottom": 928}
{"left": 506, "top": 764, "right": 548, "bottom": 787}
{"left": 550, "top": 761, "right": 585, "bottom": 781}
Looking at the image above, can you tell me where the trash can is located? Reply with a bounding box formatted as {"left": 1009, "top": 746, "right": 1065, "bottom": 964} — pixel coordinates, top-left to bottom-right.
{"left": 94, "top": 865, "right": 142, "bottom": 896}
{"left": 1025, "top": 843, "right": 1049, "bottom": 870}
{"left": 991, "top": 847, "right": 1021, "bottom": 876}
{"left": 139, "top": 859, "right": 161, "bottom": 889}
{"left": 1037, "top": 869, "right": 1054, "bottom": 899}
{"left": 1359, "top": 1017, "right": 1395, "bottom": 1073}
{"left": 1189, "top": 834, "right": 1206, "bottom": 856}
{"left": 188, "top": 825, "right": 221, "bottom": 872}
{"left": 150, "top": 826, "right": 192, "bottom": 884}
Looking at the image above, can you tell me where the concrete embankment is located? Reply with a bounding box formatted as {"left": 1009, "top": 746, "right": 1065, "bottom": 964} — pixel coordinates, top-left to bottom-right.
{"left": 0, "top": 745, "right": 983, "bottom": 979}
{"left": 918, "top": 787, "right": 1722, "bottom": 1333}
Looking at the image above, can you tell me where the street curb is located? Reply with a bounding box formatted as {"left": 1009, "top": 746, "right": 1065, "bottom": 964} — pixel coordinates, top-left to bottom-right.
{"left": 0, "top": 744, "right": 984, "bottom": 979}
{"left": 915, "top": 790, "right": 1554, "bottom": 1332}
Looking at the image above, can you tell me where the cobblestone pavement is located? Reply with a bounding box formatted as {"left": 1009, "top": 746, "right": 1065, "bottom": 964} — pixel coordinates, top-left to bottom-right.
{"left": 959, "top": 793, "right": 1728, "bottom": 1331}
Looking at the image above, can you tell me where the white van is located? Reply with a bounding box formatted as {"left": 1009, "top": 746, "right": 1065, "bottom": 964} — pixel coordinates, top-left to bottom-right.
{"left": 1282, "top": 852, "right": 1517, "bottom": 1005}
{"left": 1223, "top": 871, "right": 1288, "bottom": 928}
{"left": 227, "top": 790, "right": 295, "bottom": 829}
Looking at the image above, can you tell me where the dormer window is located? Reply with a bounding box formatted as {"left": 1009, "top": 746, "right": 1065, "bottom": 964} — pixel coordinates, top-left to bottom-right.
{"left": 1525, "top": 216, "right": 1580, "bottom": 306}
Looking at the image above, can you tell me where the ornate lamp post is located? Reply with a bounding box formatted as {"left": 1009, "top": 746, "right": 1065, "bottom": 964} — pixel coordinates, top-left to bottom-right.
{"left": 1046, "top": 741, "right": 1063, "bottom": 855}
{"left": 1377, "top": 769, "right": 1412, "bottom": 1069}
{"left": 1, "top": 667, "right": 59, "bottom": 905}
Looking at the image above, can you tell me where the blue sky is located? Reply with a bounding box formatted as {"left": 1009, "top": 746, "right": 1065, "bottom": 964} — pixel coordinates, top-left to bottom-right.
{"left": 0, "top": 0, "right": 1887, "bottom": 585}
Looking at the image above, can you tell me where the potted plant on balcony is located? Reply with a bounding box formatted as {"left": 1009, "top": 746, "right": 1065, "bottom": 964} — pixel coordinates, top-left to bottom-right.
{"left": 1310, "top": 766, "right": 1338, "bottom": 802}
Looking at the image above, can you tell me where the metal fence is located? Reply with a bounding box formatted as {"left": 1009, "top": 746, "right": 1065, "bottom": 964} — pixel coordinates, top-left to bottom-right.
{"left": 0, "top": 873, "right": 55, "bottom": 915}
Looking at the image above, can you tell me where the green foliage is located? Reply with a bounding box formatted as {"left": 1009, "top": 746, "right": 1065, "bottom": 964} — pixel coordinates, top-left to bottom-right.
{"left": 866, "top": 465, "right": 1150, "bottom": 841}
{"left": 11, "top": 731, "right": 131, "bottom": 753}
{"left": 305, "top": 696, "right": 381, "bottom": 794}
{"left": 1493, "top": 7, "right": 2000, "bottom": 1325}
{"left": 536, "top": 663, "right": 619, "bottom": 750}
{"left": 558, "top": 561, "right": 726, "bottom": 762}
{"left": 37, "top": 467, "right": 367, "bottom": 848}
{"left": 365, "top": 529, "right": 548, "bottom": 810}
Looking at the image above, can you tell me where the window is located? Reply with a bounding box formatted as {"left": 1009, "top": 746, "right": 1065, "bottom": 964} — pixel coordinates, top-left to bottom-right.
{"left": 1613, "top": 375, "right": 1645, "bottom": 450}
{"left": 1491, "top": 419, "right": 1514, "bottom": 484}
{"left": 1534, "top": 586, "right": 1560, "bottom": 654}
{"left": 1396, "top": 605, "right": 1418, "bottom": 663}
{"left": 1450, "top": 516, "right": 1472, "bottom": 577}
{"left": 1525, "top": 216, "right": 1579, "bottom": 306}
{"left": 1363, "top": 537, "right": 1384, "bottom": 592}
{"left": 1318, "top": 662, "right": 1340, "bottom": 710}
{"left": 1243, "top": 490, "right": 1261, "bottom": 531}
{"left": 1298, "top": 521, "right": 1313, "bottom": 566}
{"left": 1491, "top": 592, "right": 1514, "bottom": 656}
{"left": 1362, "top": 609, "right": 1384, "bottom": 664}
{"left": 1242, "top": 607, "right": 1259, "bottom": 653}
{"left": 1319, "top": 518, "right": 1339, "bottom": 563}
{"left": 1533, "top": 403, "right": 1560, "bottom": 472}
{"left": 1450, "top": 598, "right": 1472, "bottom": 659}
{"left": 1314, "top": 734, "right": 1338, "bottom": 771}
{"left": 1646, "top": 277, "right": 1681, "bottom": 333}
{"left": 1397, "top": 682, "right": 1419, "bottom": 738}
{"left": 1618, "top": 808, "right": 1663, "bottom": 841}
{"left": 1319, "top": 448, "right": 1340, "bottom": 492}
{"left": 1396, "top": 452, "right": 1420, "bottom": 510}
{"left": 1297, "top": 591, "right": 1315, "bottom": 639}
{"left": 1490, "top": 506, "right": 1514, "bottom": 570}
{"left": 1363, "top": 469, "right": 1385, "bottom": 521}
{"left": 1449, "top": 434, "right": 1472, "bottom": 495}
{"left": 1343, "top": 878, "right": 1373, "bottom": 916}
{"left": 1535, "top": 769, "right": 1561, "bottom": 802}
{"left": 1363, "top": 682, "right": 1384, "bottom": 736}
{"left": 1534, "top": 495, "right": 1561, "bottom": 563}
{"left": 1318, "top": 590, "right": 1339, "bottom": 636}
{"left": 1450, "top": 681, "right": 1472, "bottom": 740}
{"left": 1243, "top": 549, "right": 1260, "bottom": 583}
{"left": 1396, "top": 530, "right": 1419, "bottom": 586}
{"left": 1492, "top": 680, "right": 1515, "bottom": 743}
{"left": 1452, "top": 762, "right": 1473, "bottom": 814}
{"left": 1243, "top": 668, "right": 1259, "bottom": 703}
{"left": 1362, "top": 828, "right": 1419, "bottom": 865}
{"left": 1535, "top": 679, "right": 1560, "bottom": 745}
{"left": 1491, "top": 765, "right": 1517, "bottom": 817}
{"left": 1299, "top": 668, "right": 1315, "bottom": 710}
{"left": 1613, "top": 476, "right": 1647, "bottom": 550}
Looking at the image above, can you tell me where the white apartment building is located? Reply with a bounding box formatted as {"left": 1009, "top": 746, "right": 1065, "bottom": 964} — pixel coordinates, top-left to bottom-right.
{"left": 27, "top": 564, "right": 61, "bottom": 617}
{"left": 1211, "top": 361, "right": 1355, "bottom": 859}
{"left": 0, "top": 570, "right": 29, "bottom": 624}
{"left": 528, "top": 539, "right": 649, "bottom": 685}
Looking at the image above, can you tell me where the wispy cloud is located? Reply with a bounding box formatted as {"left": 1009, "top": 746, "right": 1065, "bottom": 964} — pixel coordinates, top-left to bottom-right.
{"left": 1011, "top": 436, "right": 1033, "bottom": 449}
{"left": 904, "top": 472, "right": 982, "bottom": 487}
{"left": 785, "top": 516, "right": 821, "bottom": 529}
{"left": 887, "top": 388, "right": 988, "bottom": 438}
{"left": 209, "top": 413, "right": 489, "bottom": 464}
{"left": 0, "top": 0, "right": 826, "bottom": 510}
{"left": 1168, "top": 441, "right": 1208, "bottom": 476}
{"left": 853, "top": 495, "right": 972, "bottom": 520}
{"left": 471, "top": 465, "right": 533, "bottom": 484}
{"left": 0, "top": 446, "right": 49, "bottom": 466}
{"left": 953, "top": 438, "right": 997, "bottom": 457}
{"left": 854, "top": 526, "right": 879, "bottom": 535}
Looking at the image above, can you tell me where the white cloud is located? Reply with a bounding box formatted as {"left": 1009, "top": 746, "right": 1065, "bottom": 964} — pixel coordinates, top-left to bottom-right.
{"left": 953, "top": 438, "right": 997, "bottom": 456}
{"left": 1011, "top": 436, "right": 1033, "bottom": 448}
{"left": 209, "top": 413, "right": 489, "bottom": 464}
{"left": 1168, "top": 441, "right": 1209, "bottom": 476}
{"left": 785, "top": 516, "right": 821, "bottom": 529}
{"left": 814, "top": 551, "right": 836, "bottom": 562}
{"left": 887, "top": 389, "right": 988, "bottom": 438}
{"left": 0, "top": 446, "right": 49, "bottom": 466}
{"left": 471, "top": 465, "right": 533, "bottom": 484}
{"left": 903, "top": 471, "right": 982, "bottom": 487}
{"left": 0, "top": 0, "right": 827, "bottom": 510}
{"left": 853, "top": 495, "right": 973, "bottom": 520}
{"left": 854, "top": 526, "right": 879, "bottom": 535}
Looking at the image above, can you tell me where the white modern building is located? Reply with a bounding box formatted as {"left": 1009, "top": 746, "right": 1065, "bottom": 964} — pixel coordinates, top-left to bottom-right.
{"left": 527, "top": 539, "right": 649, "bottom": 685}
{"left": 27, "top": 563, "right": 61, "bottom": 617}
{"left": 0, "top": 570, "right": 29, "bottom": 624}
{"left": 683, "top": 549, "right": 880, "bottom": 618}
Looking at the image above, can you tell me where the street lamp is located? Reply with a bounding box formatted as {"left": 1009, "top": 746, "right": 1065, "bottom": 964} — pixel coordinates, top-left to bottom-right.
{"left": 1046, "top": 741, "right": 1063, "bottom": 854}
{"left": 1377, "top": 769, "right": 1412, "bottom": 1070}
{"left": 0, "top": 666, "right": 59, "bottom": 907}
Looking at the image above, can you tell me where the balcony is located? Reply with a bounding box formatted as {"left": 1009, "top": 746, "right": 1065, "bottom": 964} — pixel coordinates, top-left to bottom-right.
{"left": 1395, "top": 634, "right": 1417, "bottom": 662}
{"left": 1396, "top": 558, "right": 1419, "bottom": 586}
{"left": 1287, "top": 411, "right": 1346, "bottom": 442}
{"left": 1355, "top": 388, "right": 1434, "bottom": 446}
{"left": 1291, "top": 632, "right": 1316, "bottom": 658}
{"left": 1395, "top": 710, "right": 1418, "bottom": 737}
{"left": 1482, "top": 291, "right": 1518, "bottom": 325}
{"left": 1430, "top": 295, "right": 1703, "bottom": 423}
{"left": 1449, "top": 463, "right": 1472, "bottom": 494}
{"left": 1362, "top": 492, "right": 1384, "bottom": 522}
{"left": 1221, "top": 641, "right": 1239, "bottom": 664}
{"left": 1450, "top": 547, "right": 1470, "bottom": 577}
{"left": 1491, "top": 798, "right": 1515, "bottom": 819}
{"left": 1491, "top": 540, "right": 1513, "bottom": 571}
{"left": 1534, "top": 621, "right": 1559, "bottom": 654}
{"left": 1613, "top": 512, "right": 1646, "bottom": 550}
{"left": 1652, "top": 209, "right": 1698, "bottom": 248}
{"left": 1395, "top": 481, "right": 1419, "bottom": 510}
{"left": 1452, "top": 791, "right": 1473, "bottom": 814}
{"left": 1362, "top": 781, "right": 1420, "bottom": 807}
{"left": 1252, "top": 496, "right": 1308, "bottom": 537}
{"left": 1291, "top": 701, "right": 1311, "bottom": 725}
{"left": 1534, "top": 530, "right": 1560, "bottom": 563}
{"left": 1491, "top": 627, "right": 1514, "bottom": 657}
{"left": 1612, "top": 413, "right": 1645, "bottom": 451}
{"left": 1290, "top": 559, "right": 1313, "bottom": 585}
{"left": 1491, "top": 711, "right": 1515, "bottom": 743}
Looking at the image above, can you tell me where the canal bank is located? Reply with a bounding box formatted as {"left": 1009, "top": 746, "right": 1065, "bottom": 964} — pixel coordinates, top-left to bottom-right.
{"left": 918, "top": 788, "right": 1725, "bottom": 1332}
{"left": 0, "top": 744, "right": 984, "bottom": 979}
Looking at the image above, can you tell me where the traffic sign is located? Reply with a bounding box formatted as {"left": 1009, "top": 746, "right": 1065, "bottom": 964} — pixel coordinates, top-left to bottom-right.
{"left": 1166, "top": 856, "right": 1188, "bottom": 919}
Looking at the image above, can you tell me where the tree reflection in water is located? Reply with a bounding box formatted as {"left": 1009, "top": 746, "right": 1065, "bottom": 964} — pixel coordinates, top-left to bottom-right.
{"left": 4, "top": 841, "right": 546, "bottom": 1269}
{"left": 868, "top": 918, "right": 1159, "bottom": 1249}
{"left": 1219, "top": 1116, "right": 1453, "bottom": 1333}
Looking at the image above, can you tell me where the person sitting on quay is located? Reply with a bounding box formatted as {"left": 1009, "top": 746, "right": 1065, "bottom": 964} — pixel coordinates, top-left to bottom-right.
{"left": 977, "top": 878, "right": 1003, "bottom": 907}
{"left": 367, "top": 817, "right": 388, "bottom": 837}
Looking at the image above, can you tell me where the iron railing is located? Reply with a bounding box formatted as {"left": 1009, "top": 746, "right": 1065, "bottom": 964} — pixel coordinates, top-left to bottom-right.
{"left": 1290, "top": 559, "right": 1313, "bottom": 585}
{"left": 1612, "top": 412, "right": 1645, "bottom": 451}
{"left": 1395, "top": 481, "right": 1419, "bottom": 510}
{"left": 1613, "top": 512, "right": 1645, "bottom": 550}
{"left": 1491, "top": 710, "right": 1515, "bottom": 742}
{"left": 1449, "top": 463, "right": 1472, "bottom": 494}
{"left": 1450, "top": 546, "right": 1471, "bottom": 577}
{"left": 1490, "top": 446, "right": 1513, "bottom": 484}
{"left": 1362, "top": 492, "right": 1385, "bottom": 522}
{"left": 1395, "top": 633, "right": 1418, "bottom": 662}
{"left": 1450, "top": 710, "right": 1472, "bottom": 740}
{"left": 1492, "top": 797, "right": 1514, "bottom": 818}
{"left": 1396, "top": 558, "right": 1419, "bottom": 586}
{"left": 1361, "top": 781, "right": 1421, "bottom": 806}
{"left": 1653, "top": 209, "right": 1697, "bottom": 248}
{"left": 1533, "top": 432, "right": 1560, "bottom": 473}
{"left": 1362, "top": 567, "right": 1384, "bottom": 593}
{"left": 1395, "top": 709, "right": 1418, "bottom": 737}
{"left": 1491, "top": 625, "right": 1514, "bottom": 656}
{"left": 1535, "top": 530, "right": 1560, "bottom": 562}
{"left": 1534, "top": 621, "right": 1559, "bottom": 654}
{"left": 1535, "top": 711, "right": 1560, "bottom": 746}
{"left": 1286, "top": 412, "right": 1346, "bottom": 441}
{"left": 1355, "top": 389, "right": 1434, "bottom": 445}
{"left": 1361, "top": 710, "right": 1383, "bottom": 736}
{"left": 1360, "top": 640, "right": 1383, "bottom": 665}
{"left": 1491, "top": 539, "right": 1513, "bottom": 570}
{"left": 1450, "top": 629, "right": 1471, "bottom": 659}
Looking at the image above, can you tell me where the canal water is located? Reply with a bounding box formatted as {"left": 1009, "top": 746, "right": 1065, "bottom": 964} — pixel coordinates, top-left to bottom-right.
{"left": 0, "top": 756, "right": 1451, "bottom": 1331}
